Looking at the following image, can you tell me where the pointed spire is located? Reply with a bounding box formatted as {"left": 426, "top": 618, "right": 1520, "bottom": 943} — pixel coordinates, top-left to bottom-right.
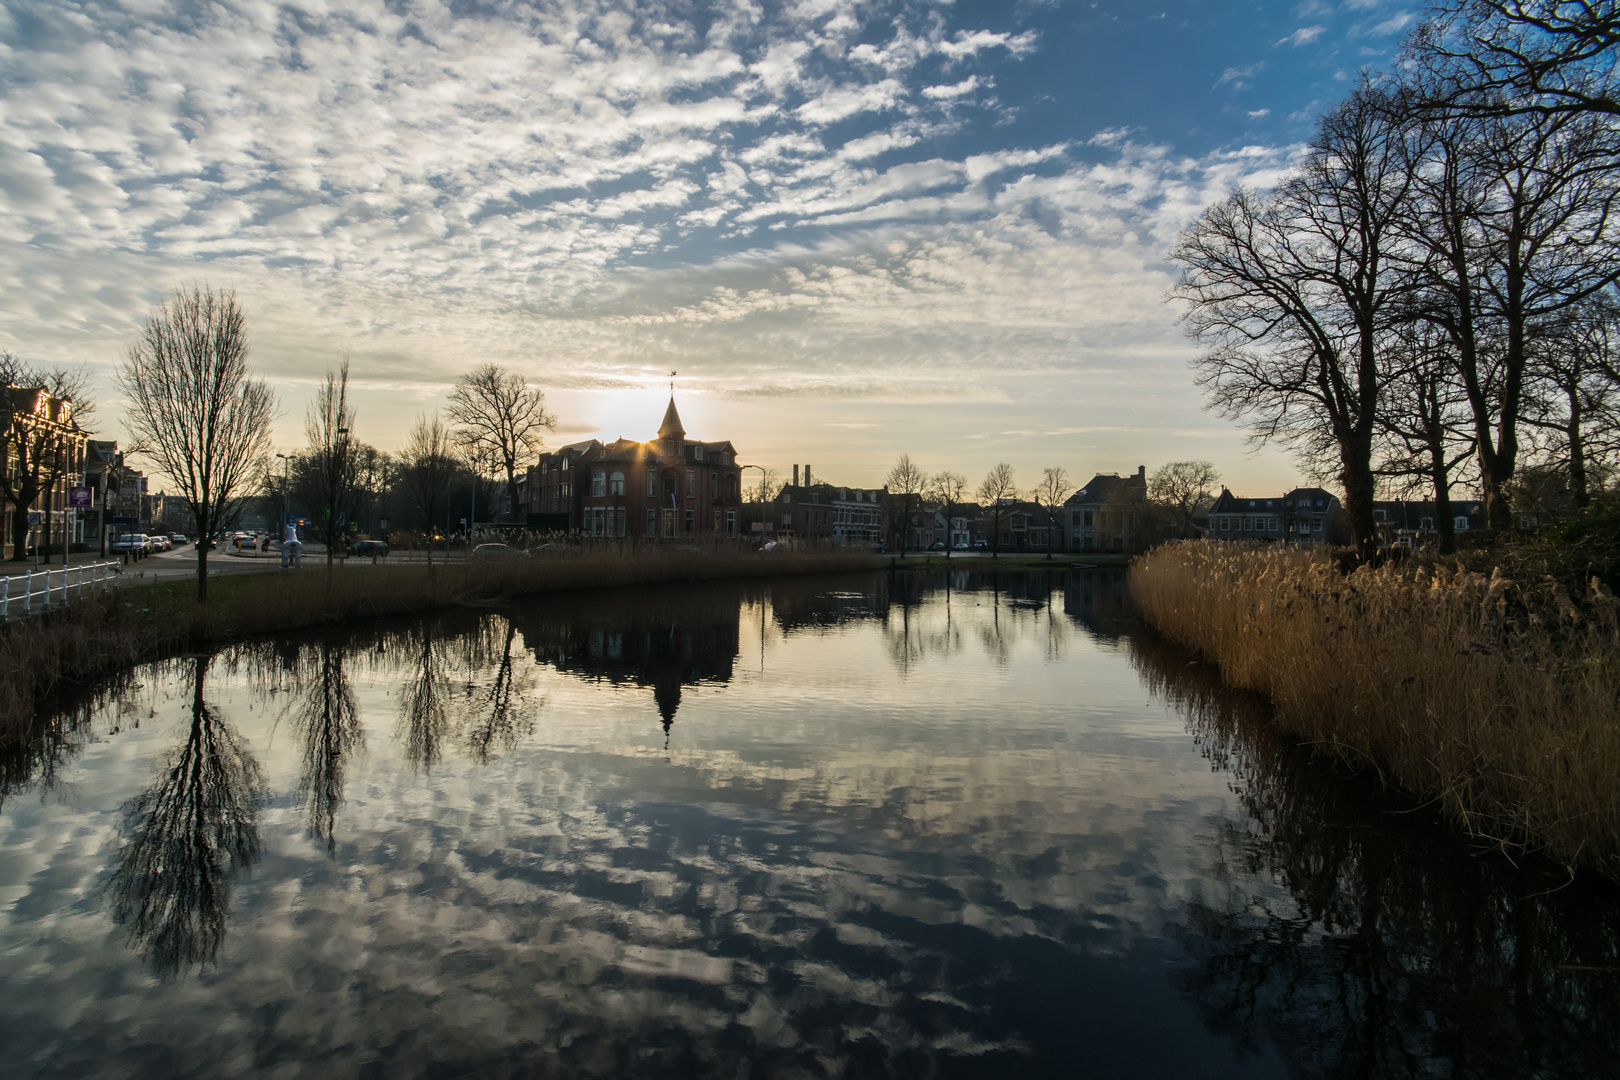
{"left": 658, "top": 395, "right": 685, "bottom": 440}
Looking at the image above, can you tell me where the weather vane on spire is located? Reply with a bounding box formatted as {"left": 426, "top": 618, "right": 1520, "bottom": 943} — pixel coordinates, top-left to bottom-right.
{"left": 669, "top": 370, "right": 677, "bottom": 397}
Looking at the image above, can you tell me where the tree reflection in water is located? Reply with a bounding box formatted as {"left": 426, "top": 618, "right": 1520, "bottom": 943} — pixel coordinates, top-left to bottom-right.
{"left": 457, "top": 618, "right": 538, "bottom": 764}
{"left": 396, "top": 622, "right": 451, "bottom": 773}
{"left": 290, "top": 641, "right": 363, "bottom": 851}
{"left": 105, "top": 656, "right": 266, "bottom": 976}
{"left": 1131, "top": 631, "right": 1620, "bottom": 1080}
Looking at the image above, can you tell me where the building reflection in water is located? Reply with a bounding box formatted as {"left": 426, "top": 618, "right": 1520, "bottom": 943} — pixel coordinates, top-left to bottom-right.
{"left": 512, "top": 585, "right": 745, "bottom": 744}
{"left": 104, "top": 656, "right": 266, "bottom": 976}
{"left": 1131, "top": 628, "right": 1620, "bottom": 1079}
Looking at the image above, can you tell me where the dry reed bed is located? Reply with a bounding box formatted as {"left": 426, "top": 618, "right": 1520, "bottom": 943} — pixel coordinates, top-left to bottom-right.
{"left": 0, "top": 548, "right": 876, "bottom": 739}
{"left": 1129, "top": 544, "right": 1620, "bottom": 878}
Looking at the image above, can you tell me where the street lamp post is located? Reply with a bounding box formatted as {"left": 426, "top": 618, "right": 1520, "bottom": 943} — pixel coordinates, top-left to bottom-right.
{"left": 275, "top": 453, "right": 296, "bottom": 538}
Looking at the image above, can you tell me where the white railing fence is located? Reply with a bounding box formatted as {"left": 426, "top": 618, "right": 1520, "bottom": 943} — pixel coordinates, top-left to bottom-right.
{"left": 0, "top": 560, "right": 123, "bottom": 620}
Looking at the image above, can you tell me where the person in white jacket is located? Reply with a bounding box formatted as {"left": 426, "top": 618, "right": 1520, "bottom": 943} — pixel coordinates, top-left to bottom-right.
{"left": 280, "top": 521, "right": 302, "bottom": 568}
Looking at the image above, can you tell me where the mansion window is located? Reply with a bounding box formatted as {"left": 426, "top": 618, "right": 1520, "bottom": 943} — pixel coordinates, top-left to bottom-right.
{"left": 647, "top": 468, "right": 657, "bottom": 497}
{"left": 686, "top": 470, "right": 695, "bottom": 497}
{"left": 592, "top": 470, "right": 606, "bottom": 497}
{"left": 609, "top": 471, "right": 624, "bottom": 496}
{"left": 684, "top": 509, "right": 694, "bottom": 533}
{"left": 646, "top": 509, "right": 656, "bottom": 537}
{"left": 693, "top": 444, "right": 704, "bottom": 461}
{"left": 726, "top": 510, "right": 736, "bottom": 535}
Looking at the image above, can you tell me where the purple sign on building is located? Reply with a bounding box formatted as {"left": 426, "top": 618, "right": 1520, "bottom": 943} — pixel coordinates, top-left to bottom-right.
{"left": 68, "top": 486, "right": 92, "bottom": 508}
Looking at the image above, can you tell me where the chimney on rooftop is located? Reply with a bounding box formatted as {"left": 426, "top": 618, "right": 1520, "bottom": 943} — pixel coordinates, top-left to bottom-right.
{"left": 1138, "top": 465, "right": 1146, "bottom": 483}
{"left": 793, "top": 465, "right": 800, "bottom": 486}
{"left": 805, "top": 464, "right": 812, "bottom": 486}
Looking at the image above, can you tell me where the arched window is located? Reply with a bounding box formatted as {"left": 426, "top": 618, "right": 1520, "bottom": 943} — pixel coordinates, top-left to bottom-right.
{"left": 609, "top": 471, "right": 624, "bottom": 495}
{"left": 592, "top": 470, "right": 606, "bottom": 497}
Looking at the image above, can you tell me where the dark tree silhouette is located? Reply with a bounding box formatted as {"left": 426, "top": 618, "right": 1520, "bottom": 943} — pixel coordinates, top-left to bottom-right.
{"left": 106, "top": 657, "right": 265, "bottom": 976}
{"left": 291, "top": 641, "right": 363, "bottom": 852}
{"left": 396, "top": 624, "right": 451, "bottom": 773}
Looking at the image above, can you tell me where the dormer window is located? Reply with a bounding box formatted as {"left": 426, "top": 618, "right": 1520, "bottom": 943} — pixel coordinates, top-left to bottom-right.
{"left": 693, "top": 445, "right": 704, "bottom": 461}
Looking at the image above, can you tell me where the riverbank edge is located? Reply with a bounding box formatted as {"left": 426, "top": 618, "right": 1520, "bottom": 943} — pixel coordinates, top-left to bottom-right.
{"left": 0, "top": 550, "right": 880, "bottom": 739}
{"left": 1128, "top": 544, "right": 1620, "bottom": 880}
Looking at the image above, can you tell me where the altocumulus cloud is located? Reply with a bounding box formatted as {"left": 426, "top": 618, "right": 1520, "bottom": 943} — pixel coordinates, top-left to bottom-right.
{"left": 0, "top": 0, "right": 1294, "bottom": 466}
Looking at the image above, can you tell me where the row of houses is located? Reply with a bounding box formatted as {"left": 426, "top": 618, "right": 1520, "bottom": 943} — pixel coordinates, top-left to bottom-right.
{"left": 0, "top": 382, "right": 179, "bottom": 556}
{"left": 505, "top": 396, "right": 1493, "bottom": 553}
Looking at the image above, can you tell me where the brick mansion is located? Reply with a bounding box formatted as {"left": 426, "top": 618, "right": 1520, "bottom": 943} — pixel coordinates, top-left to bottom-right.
{"left": 519, "top": 397, "right": 745, "bottom": 539}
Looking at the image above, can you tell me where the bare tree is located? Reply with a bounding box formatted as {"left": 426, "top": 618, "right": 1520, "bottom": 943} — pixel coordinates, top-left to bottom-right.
{"left": 1172, "top": 84, "right": 1418, "bottom": 558}
{"left": 1523, "top": 299, "right": 1620, "bottom": 509}
{"left": 118, "top": 286, "right": 277, "bottom": 601}
{"left": 885, "top": 453, "right": 926, "bottom": 555}
{"left": 303, "top": 357, "right": 360, "bottom": 565}
{"left": 1032, "top": 467, "right": 1073, "bottom": 558}
{"left": 1403, "top": 104, "right": 1620, "bottom": 528}
{"left": 1408, "top": 1, "right": 1620, "bottom": 119}
{"left": 399, "top": 413, "right": 457, "bottom": 566}
{"left": 925, "top": 470, "right": 968, "bottom": 558}
{"left": 745, "top": 466, "right": 782, "bottom": 506}
{"left": 1147, "top": 461, "right": 1223, "bottom": 539}
{"left": 975, "top": 462, "right": 1017, "bottom": 559}
{"left": 1374, "top": 321, "right": 1477, "bottom": 553}
{"left": 0, "top": 352, "right": 92, "bottom": 564}
{"left": 444, "top": 364, "right": 556, "bottom": 522}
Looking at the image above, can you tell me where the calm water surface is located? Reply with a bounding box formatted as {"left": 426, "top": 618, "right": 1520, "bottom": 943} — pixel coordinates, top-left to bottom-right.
{"left": 1, "top": 571, "right": 1617, "bottom": 1079}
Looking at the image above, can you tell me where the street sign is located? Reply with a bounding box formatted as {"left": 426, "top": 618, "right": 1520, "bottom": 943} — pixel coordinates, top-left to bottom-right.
{"left": 26, "top": 512, "right": 40, "bottom": 526}
{"left": 68, "top": 486, "right": 92, "bottom": 508}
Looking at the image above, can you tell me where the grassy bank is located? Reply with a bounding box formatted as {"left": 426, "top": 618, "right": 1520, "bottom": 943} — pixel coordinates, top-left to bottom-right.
{"left": 1129, "top": 543, "right": 1620, "bottom": 878}
{"left": 0, "top": 548, "right": 878, "bottom": 739}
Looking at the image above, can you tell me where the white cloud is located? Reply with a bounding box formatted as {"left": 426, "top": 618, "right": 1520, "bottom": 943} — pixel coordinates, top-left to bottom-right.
{"left": 922, "top": 76, "right": 981, "bottom": 100}
{"left": 1276, "top": 26, "right": 1326, "bottom": 46}
{"left": 1214, "top": 62, "right": 1266, "bottom": 89}
{"left": 0, "top": 0, "right": 1303, "bottom": 490}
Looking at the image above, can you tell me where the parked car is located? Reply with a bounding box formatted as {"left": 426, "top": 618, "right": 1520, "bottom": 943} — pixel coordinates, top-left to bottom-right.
{"left": 928, "top": 541, "right": 945, "bottom": 551}
{"left": 350, "top": 540, "right": 389, "bottom": 558}
{"left": 111, "top": 534, "right": 147, "bottom": 554}
{"left": 168, "top": 534, "right": 188, "bottom": 546}
{"left": 147, "top": 535, "right": 170, "bottom": 552}
{"left": 470, "top": 543, "right": 526, "bottom": 561}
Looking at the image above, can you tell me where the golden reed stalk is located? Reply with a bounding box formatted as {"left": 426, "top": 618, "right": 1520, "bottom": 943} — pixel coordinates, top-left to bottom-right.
{"left": 1129, "top": 543, "right": 1620, "bottom": 878}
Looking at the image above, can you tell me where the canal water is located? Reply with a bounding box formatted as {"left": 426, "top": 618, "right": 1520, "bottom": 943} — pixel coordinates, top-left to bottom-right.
{"left": 0, "top": 571, "right": 1616, "bottom": 1079}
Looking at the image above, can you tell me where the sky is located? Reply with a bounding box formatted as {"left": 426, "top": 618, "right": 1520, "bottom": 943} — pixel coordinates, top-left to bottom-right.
{"left": 0, "top": 0, "right": 1421, "bottom": 494}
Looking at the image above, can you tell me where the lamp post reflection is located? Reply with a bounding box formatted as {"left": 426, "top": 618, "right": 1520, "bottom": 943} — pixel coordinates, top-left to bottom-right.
{"left": 106, "top": 656, "right": 266, "bottom": 976}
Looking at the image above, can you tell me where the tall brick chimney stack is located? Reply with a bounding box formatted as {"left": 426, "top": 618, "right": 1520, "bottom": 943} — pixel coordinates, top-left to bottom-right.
{"left": 793, "top": 465, "right": 800, "bottom": 486}
{"left": 805, "top": 464, "right": 812, "bottom": 486}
